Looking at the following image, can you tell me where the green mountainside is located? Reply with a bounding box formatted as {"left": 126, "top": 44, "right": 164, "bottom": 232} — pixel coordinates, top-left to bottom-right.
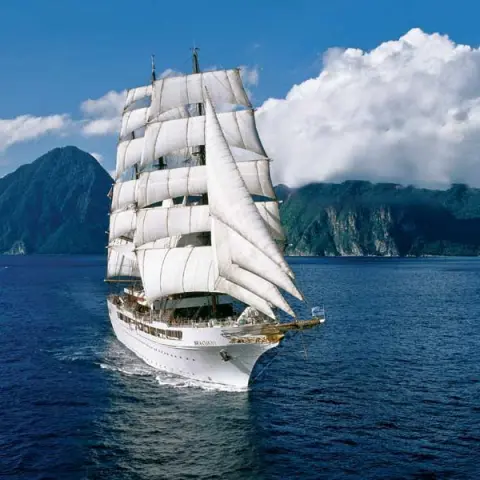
{"left": 279, "top": 181, "right": 480, "bottom": 256}
{"left": 2, "top": 147, "right": 480, "bottom": 256}
{"left": 0, "top": 146, "right": 111, "bottom": 254}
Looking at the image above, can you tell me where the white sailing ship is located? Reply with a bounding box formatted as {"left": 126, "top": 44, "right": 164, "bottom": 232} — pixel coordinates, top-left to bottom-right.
{"left": 106, "top": 50, "right": 323, "bottom": 388}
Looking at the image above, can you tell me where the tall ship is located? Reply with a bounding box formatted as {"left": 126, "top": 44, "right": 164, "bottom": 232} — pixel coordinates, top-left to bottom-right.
{"left": 106, "top": 50, "right": 323, "bottom": 388}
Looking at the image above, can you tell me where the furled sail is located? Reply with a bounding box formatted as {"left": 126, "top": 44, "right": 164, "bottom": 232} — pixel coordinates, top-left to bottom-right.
{"left": 148, "top": 69, "right": 250, "bottom": 119}
{"left": 111, "top": 160, "right": 275, "bottom": 212}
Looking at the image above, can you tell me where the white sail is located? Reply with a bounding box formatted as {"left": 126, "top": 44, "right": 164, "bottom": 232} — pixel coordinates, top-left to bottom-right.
{"left": 136, "top": 244, "right": 274, "bottom": 316}
{"left": 120, "top": 108, "right": 149, "bottom": 140}
{"left": 124, "top": 85, "right": 152, "bottom": 111}
{"left": 115, "top": 138, "right": 143, "bottom": 179}
{"left": 228, "top": 225, "right": 302, "bottom": 300}
{"left": 120, "top": 105, "right": 191, "bottom": 141}
{"left": 136, "top": 246, "right": 215, "bottom": 300}
{"left": 142, "top": 110, "right": 266, "bottom": 167}
{"left": 110, "top": 160, "right": 275, "bottom": 211}
{"left": 215, "top": 276, "right": 275, "bottom": 319}
{"left": 109, "top": 209, "right": 136, "bottom": 242}
{"left": 107, "top": 239, "right": 140, "bottom": 278}
{"left": 111, "top": 179, "right": 136, "bottom": 212}
{"left": 212, "top": 219, "right": 294, "bottom": 317}
{"left": 204, "top": 91, "right": 292, "bottom": 277}
{"left": 256, "top": 201, "right": 285, "bottom": 241}
{"left": 133, "top": 201, "right": 281, "bottom": 246}
{"left": 149, "top": 69, "right": 250, "bottom": 119}
{"left": 134, "top": 205, "right": 210, "bottom": 246}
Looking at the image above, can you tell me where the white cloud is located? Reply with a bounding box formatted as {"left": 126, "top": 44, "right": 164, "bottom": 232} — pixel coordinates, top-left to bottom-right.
{"left": 80, "top": 90, "right": 126, "bottom": 136}
{"left": 256, "top": 28, "right": 480, "bottom": 188}
{"left": 0, "top": 114, "right": 70, "bottom": 152}
{"left": 159, "top": 68, "right": 181, "bottom": 78}
{"left": 89, "top": 152, "right": 104, "bottom": 163}
{"left": 81, "top": 90, "right": 126, "bottom": 118}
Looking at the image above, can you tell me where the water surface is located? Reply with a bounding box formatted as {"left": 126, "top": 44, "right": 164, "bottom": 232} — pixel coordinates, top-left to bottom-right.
{"left": 1, "top": 256, "right": 479, "bottom": 479}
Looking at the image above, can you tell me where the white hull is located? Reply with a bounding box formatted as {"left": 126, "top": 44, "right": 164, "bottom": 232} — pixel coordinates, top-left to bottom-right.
{"left": 107, "top": 300, "right": 278, "bottom": 388}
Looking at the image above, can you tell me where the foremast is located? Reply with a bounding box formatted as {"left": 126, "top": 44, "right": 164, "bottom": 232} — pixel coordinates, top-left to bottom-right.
{"left": 106, "top": 50, "right": 303, "bottom": 320}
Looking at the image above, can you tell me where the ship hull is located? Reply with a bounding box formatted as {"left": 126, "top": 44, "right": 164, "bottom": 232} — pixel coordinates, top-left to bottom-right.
{"left": 107, "top": 300, "right": 278, "bottom": 388}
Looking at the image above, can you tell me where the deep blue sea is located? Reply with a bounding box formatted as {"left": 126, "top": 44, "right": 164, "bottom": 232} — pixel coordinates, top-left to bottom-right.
{"left": 1, "top": 256, "right": 480, "bottom": 480}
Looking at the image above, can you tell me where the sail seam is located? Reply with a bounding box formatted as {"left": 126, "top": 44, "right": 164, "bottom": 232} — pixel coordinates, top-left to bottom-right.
{"left": 231, "top": 111, "right": 246, "bottom": 151}
{"left": 181, "top": 247, "right": 195, "bottom": 292}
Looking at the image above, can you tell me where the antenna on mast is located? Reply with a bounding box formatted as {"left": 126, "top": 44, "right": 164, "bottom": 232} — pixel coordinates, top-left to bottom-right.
{"left": 151, "top": 54, "right": 156, "bottom": 82}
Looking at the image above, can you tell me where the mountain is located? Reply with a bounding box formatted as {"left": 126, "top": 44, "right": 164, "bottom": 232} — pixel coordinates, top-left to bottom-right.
{"left": 0, "top": 146, "right": 111, "bottom": 254}
{"left": 279, "top": 181, "right": 480, "bottom": 256}
{"left": 2, "top": 146, "right": 480, "bottom": 257}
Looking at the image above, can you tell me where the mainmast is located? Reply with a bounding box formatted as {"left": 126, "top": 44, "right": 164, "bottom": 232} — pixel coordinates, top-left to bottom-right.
{"left": 192, "top": 47, "right": 215, "bottom": 312}
{"left": 151, "top": 54, "right": 165, "bottom": 171}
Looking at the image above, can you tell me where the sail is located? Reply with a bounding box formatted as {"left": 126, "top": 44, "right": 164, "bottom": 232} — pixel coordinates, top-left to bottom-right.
{"left": 133, "top": 201, "right": 282, "bottom": 246}
{"left": 142, "top": 110, "right": 266, "bottom": 167}
{"left": 134, "top": 205, "right": 210, "bottom": 246}
{"left": 149, "top": 69, "right": 250, "bottom": 119}
{"left": 107, "top": 239, "right": 140, "bottom": 279}
{"left": 227, "top": 225, "right": 302, "bottom": 300}
{"left": 120, "top": 108, "right": 149, "bottom": 140}
{"left": 136, "top": 244, "right": 274, "bottom": 317}
{"left": 204, "top": 91, "right": 292, "bottom": 277}
{"left": 116, "top": 138, "right": 143, "bottom": 179}
{"left": 136, "top": 246, "right": 215, "bottom": 299}
{"left": 124, "top": 85, "right": 152, "bottom": 111}
{"left": 212, "top": 219, "right": 294, "bottom": 317}
{"left": 109, "top": 209, "right": 136, "bottom": 242}
{"left": 111, "top": 160, "right": 275, "bottom": 212}
{"left": 120, "top": 105, "right": 191, "bottom": 141}
{"left": 111, "top": 178, "right": 136, "bottom": 212}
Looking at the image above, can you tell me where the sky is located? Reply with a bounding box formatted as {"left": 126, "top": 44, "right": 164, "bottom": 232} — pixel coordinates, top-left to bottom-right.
{"left": 2, "top": 0, "right": 480, "bottom": 187}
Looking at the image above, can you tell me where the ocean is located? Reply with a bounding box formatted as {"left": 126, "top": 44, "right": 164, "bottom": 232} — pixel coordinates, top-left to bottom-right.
{"left": 0, "top": 256, "right": 479, "bottom": 479}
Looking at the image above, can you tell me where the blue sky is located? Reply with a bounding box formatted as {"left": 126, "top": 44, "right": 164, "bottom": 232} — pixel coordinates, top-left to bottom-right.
{"left": 2, "top": 0, "right": 480, "bottom": 185}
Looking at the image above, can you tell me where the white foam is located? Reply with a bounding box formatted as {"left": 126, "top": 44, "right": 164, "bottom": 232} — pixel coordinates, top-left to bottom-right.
{"left": 154, "top": 373, "right": 248, "bottom": 393}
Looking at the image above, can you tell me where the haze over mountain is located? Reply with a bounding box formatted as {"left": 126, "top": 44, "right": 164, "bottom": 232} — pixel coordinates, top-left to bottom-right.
{"left": 0, "top": 146, "right": 111, "bottom": 254}
{"left": 1, "top": 146, "right": 480, "bottom": 257}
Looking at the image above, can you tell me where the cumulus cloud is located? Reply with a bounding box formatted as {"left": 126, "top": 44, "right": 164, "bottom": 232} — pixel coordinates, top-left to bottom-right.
{"left": 0, "top": 114, "right": 70, "bottom": 152}
{"left": 81, "top": 90, "right": 126, "bottom": 136}
{"left": 257, "top": 28, "right": 480, "bottom": 188}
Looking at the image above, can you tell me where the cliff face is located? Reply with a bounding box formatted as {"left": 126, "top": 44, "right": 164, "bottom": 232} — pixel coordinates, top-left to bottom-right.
{"left": 0, "top": 146, "right": 112, "bottom": 254}
{"left": 280, "top": 181, "right": 480, "bottom": 257}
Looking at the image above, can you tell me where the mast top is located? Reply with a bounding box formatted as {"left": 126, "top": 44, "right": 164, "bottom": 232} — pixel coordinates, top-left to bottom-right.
{"left": 151, "top": 54, "right": 156, "bottom": 82}
{"left": 192, "top": 47, "right": 201, "bottom": 74}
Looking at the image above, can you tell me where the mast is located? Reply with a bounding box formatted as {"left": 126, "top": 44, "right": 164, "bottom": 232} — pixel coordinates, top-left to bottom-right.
{"left": 192, "top": 47, "right": 215, "bottom": 313}
{"left": 151, "top": 54, "right": 165, "bottom": 171}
